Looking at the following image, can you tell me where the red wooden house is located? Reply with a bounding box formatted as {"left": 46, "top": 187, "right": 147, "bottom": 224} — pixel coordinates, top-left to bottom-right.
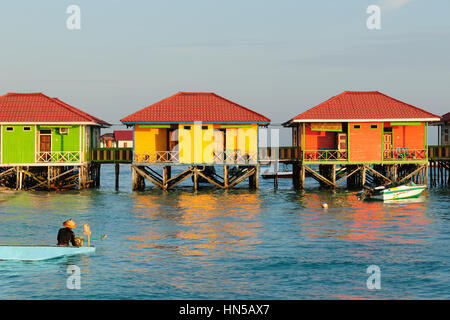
{"left": 283, "top": 91, "right": 441, "bottom": 164}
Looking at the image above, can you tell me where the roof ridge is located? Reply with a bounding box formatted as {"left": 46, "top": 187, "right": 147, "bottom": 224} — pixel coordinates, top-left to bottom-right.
{"left": 51, "top": 97, "right": 95, "bottom": 122}
{"left": 209, "top": 92, "right": 271, "bottom": 122}
{"left": 287, "top": 92, "right": 345, "bottom": 121}
{"left": 374, "top": 91, "right": 441, "bottom": 119}
{"left": 53, "top": 97, "right": 110, "bottom": 126}
{"left": 120, "top": 92, "right": 181, "bottom": 122}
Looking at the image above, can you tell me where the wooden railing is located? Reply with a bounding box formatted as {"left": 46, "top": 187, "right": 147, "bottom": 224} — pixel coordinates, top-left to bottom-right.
{"left": 383, "top": 148, "right": 427, "bottom": 161}
{"left": 428, "top": 145, "right": 450, "bottom": 160}
{"left": 134, "top": 151, "right": 180, "bottom": 163}
{"left": 303, "top": 150, "right": 348, "bottom": 161}
{"left": 36, "top": 151, "right": 81, "bottom": 163}
{"left": 213, "top": 150, "right": 257, "bottom": 164}
{"left": 258, "top": 147, "right": 300, "bottom": 161}
{"left": 91, "top": 148, "right": 133, "bottom": 163}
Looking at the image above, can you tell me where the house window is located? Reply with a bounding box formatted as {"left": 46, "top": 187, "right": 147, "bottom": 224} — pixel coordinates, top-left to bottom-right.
{"left": 183, "top": 126, "right": 191, "bottom": 130}
{"left": 370, "top": 125, "right": 378, "bottom": 129}
{"left": 5, "top": 127, "right": 14, "bottom": 132}
{"left": 124, "top": 142, "right": 128, "bottom": 148}
{"left": 23, "top": 126, "right": 31, "bottom": 131}
{"left": 202, "top": 126, "right": 209, "bottom": 130}
{"left": 384, "top": 127, "right": 393, "bottom": 133}
{"left": 353, "top": 125, "right": 361, "bottom": 129}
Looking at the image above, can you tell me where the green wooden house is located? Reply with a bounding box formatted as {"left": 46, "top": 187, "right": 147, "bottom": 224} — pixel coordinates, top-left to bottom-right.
{"left": 0, "top": 93, "right": 110, "bottom": 166}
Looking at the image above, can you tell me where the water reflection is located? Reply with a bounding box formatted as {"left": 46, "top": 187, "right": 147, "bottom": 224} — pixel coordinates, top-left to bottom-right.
{"left": 127, "top": 190, "right": 263, "bottom": 261}
{"left": 297, "top": 191, "right": 432, "bottom": 244}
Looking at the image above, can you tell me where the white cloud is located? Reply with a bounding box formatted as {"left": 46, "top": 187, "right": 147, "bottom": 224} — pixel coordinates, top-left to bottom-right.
{"left": 379, "top": 0, "right": 413, "bottom": 10}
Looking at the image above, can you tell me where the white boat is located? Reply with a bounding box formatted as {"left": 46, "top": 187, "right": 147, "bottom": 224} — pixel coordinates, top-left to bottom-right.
{"left": 261, "top": 163, "right": 292, "bottom": 179}
{"left": 357, "top": 182, "right": 427, "bottom": 201}
{"left": 0, "top": 245, "right": 95, "bottom": 261}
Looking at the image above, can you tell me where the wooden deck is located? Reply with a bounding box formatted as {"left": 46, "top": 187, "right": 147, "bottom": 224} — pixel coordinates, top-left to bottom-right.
{"left": 89, "top": 146, "right": 450, "bottom": 164}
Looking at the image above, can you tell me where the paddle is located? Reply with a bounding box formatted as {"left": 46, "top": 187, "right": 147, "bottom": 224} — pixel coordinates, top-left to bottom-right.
{"left": 82, "top": 234, "right": 107, "bottom": 241}
{"left": 78, "top": 224, "right": 107, "bottom": 247}
{"left": 83, "top": 224, "right": 92, "bottom": 247}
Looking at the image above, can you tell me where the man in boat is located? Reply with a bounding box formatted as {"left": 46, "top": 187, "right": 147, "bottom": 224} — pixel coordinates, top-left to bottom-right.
{"left": 57, "top": 219, "right": 81, "bottom": 247}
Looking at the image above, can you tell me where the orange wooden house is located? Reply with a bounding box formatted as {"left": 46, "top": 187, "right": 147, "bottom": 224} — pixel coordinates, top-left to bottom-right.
{"left": 283, "top": 91, "right": 441, "bottom": 164}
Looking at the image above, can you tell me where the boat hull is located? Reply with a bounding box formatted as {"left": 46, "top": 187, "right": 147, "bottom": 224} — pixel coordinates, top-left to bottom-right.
{"left": 0, "top": 245, "right": 95, "bottom": 261}
{"left": 369, "top": 185, "right": 426, "bottom": 201}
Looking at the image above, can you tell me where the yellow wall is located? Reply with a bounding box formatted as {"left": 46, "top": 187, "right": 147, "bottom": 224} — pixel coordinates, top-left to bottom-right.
{"left": 134, "top": 125, "right": 167, "bottom": 152}
{"left": 179, "top": 123, "right": 258, "bottom": 164}
{"left": 134, "top": 123, "right": 258, "bottom": 164}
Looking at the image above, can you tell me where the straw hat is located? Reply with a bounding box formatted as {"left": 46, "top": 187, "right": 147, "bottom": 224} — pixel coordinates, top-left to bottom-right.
{"left": 63, "top": 219, "right": 77, "bottom": 229}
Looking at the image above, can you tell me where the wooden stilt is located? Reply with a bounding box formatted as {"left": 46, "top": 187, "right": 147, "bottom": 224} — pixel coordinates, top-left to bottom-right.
{"left": 193, "top": 166, "right": 199, "bottom": 191}
{"left": 96, "top": 164, "right": 101, "bottom": 187}
{"left": 228, "top": 167, "right": 256, "bottom": 188}
{"left": 224, "top": 165, "right": 229, "bottom": 189}
{"left": 300, "top": 164, "right": 305, "bottom": 189}
{"left": 292, "top": 163, "right": 300, "bottom": 189}
{"left": 273, "top": 161, "right": 278, "bottom": 189}
{"left": 255, "top": 165, "right": 259, "bottom": 189}
{"left": 132, "top": 166, "right": 138, "bottom": 191}
{"left": 392, "top": 165, "right": 397, "bottom": 182}
{"left": 115, "top": 163, "right": 120, "bottom": 190}
{"left": 304, "top": 165, "right": 336, "bottom": 188}
{"left": 361, "top": 165, "right": 366, "bottom": 186}
{"left": 331, "top": 164, "right": 336, "bottom": 187}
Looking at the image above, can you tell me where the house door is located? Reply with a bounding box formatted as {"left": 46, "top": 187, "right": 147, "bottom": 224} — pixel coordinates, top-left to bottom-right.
{"left": 383, "top": 132, "right": 393, "bottom": 159}
{"left": 213, "top": 129, "right": 226, "bottom": 161}
{"left": 39, "top": 130, "right": 52, "bottom": 162}
{"left": 167, "top": 129, "right": 179, "bottom": 162}
{"left": 337, "top": 133, "right": 347, "bottom": 151}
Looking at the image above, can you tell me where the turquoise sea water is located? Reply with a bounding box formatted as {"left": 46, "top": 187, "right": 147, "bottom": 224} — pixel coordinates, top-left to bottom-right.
{"left": 0, "top": 164, "right": 449, "bottom": 299}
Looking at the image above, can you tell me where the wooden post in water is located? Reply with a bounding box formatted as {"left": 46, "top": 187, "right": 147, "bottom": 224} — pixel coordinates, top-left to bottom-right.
{"left": 361, "top": 165, "right": 366, "bottom": 186}
{"left": 300, "top": 164, "right": 305, "bottom": 189}
{"left": 163, "top": 166, "right": 171, "bottom": 190}
{"left": 292, "top": 163, "right": 300, "bottom": 189}
{"left": 78, "top": 166, "right": 82, "bottom": 189}
{"left": 96, "top": 164, "right": 101, "bottom": 187}
{"left": 16, "top": 167, "right": 23, "bottom": 190}
{"left": 248, "top": 165, "right": 259, "bottom": 189}
{"left": 47, "top": 166, "right": 51, "bottom": 188}
{"left": 224, "top": 165, "right": 229, "bottom": 189}
{"left": 273, "top": 161, "right": 278, "bottom": 189}
{"left": 392, "top": 165, "right": 397, "bottom": 182}
{"left": 193, "top": 166, "right": 199, "bottom": 191}
{"left": 115, "top": 163, "right": 120, "bottom": 190}
{"left": 131, "top": 166, "right": 137, "bottom": 191}
{"left": 331, "top": 164, "right": 336, "bottom": 187}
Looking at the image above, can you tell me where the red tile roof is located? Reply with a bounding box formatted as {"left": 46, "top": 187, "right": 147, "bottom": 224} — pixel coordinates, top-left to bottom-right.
{"left": 285, "top": 91, "right": 441, "bottom": 124}
{"left": 121, "top": 92, "right": 271, "bottom": 123}
{"left": 0, "top": 92, "right": 110, "bottom": 126}
{"left": 114, "top": 130, "right": 133, "bottom": 141}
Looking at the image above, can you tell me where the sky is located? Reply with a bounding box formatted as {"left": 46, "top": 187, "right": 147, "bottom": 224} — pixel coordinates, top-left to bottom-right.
{"left": 0, "top": 0, "right": 449, "bottom": 143}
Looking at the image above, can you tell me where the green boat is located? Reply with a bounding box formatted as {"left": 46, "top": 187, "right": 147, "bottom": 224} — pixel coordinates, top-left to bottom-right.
{"left": 0, "top": 245, "right": 95, "bottom": 261}
{"left": 357, "top": 182, "right": 427, "bottom": 201}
